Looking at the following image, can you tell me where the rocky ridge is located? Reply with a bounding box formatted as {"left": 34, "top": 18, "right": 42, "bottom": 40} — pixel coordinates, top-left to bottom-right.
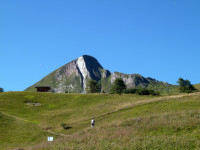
{"left": 25, "top": 55, "right": 169, "bottom": 93}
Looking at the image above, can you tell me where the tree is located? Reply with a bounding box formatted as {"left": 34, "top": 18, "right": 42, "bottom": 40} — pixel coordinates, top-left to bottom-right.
{"left": 110, "top": 78, "right": 126, "bottom": 94}
{"left": 86, "top": 80, "right": 101, "bottom": 93}
{"left": 177, "top": 78, "right": 196, "bottom": 93}
{"left": 0, "top": 87, "right": 4, "bottom": 92}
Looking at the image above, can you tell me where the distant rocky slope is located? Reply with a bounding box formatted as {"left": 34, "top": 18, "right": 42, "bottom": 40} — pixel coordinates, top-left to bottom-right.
{"left": 25, "top": 55, "right": 173, "bottom": 93}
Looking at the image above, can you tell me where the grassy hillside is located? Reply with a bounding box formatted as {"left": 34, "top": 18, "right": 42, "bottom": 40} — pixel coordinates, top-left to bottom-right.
{"left": 146, "top": 83, "right": 178, "bottom": 95}
{"left": 194, "top": 83, "right": 200, "bottom": 91}
{"left": 0, "top": 91, "right": 200, "bottom": 149}
{"left": 0, "top": 92, "right": 154, "bottom": 149}
{"left": 0, "top": 112, "right": 54, "bottom": 149}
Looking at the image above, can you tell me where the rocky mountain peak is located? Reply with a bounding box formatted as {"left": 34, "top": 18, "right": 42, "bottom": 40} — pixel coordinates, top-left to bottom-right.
{"left": 76, "top": 55, "right": 104, "bottom": 91}
{"left": 25, "top": 55, "right": 169, "bottom": 93}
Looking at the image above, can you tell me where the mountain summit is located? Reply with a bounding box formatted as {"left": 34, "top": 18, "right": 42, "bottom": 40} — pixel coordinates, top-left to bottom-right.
{"left": 25, "top": 55, "right": 169, "bottom": 93}
{"left": 26, "top": 55, "right": 110, "bottom": 93}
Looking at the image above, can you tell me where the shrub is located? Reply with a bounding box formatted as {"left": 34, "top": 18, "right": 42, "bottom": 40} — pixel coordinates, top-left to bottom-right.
{"left": 60, "top": 123, "right": 72, "bottom": 129}
{"left": 124, "top": 88, "right": 137, "bottom": 94}
{"left": 65, "top": 91, "right": 72, "bottom": 93}
{"left": 136, "top": 89, "right": 150, "bottom": 95}
{"left": 124, "top": 88, "right": 160, "bottom": 96}
{"left": 148, "top": 90, "right": 160, "bottom": 96}
{"left": 0, "top": 87, "right": 4, "bottom": 92}
{"left": 24, "top": 95, "right": 38, "bottom": 103}
{"left": 177, "top": 78, "right": 197, "bottom": 93}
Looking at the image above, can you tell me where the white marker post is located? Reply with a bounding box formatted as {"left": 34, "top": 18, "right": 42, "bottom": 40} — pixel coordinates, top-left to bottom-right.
{"left": 47, "top": 136, "right": 53, "bottom": 142}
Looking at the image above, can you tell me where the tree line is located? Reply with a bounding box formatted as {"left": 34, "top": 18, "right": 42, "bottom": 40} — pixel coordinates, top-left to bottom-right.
{"left": 86, "top": 77, "right": 197, "bottom": 95}
{"left": 86, "top": 78, "right": 159, "bottom": 95}
{"left": 0, "top": 87, "right": 3, "bottom": 92}
{"left": 0, "top": 77, "right": 197, "bottom": 94}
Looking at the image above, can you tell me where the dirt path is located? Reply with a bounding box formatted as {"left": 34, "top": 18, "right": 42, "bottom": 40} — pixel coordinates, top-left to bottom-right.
{"left": 69, "top": 92, "right": 200, "bottom": 125}
{"left": 46, "top": 92, "right": 200, "bottom": 137}
{"left": 0, "top": 110, "right": 69, "bottom": 137}
{"left": 46, "top": 129, "right": 70, "bottom": 137}
{"left": 119, "top": 92, "right": 200, "bottom": 110}
{"left": 0, "top": 111, "right": 33, "bottom": 123}
{"left": 53, "top": 92, "right": 200, "bottom": 137}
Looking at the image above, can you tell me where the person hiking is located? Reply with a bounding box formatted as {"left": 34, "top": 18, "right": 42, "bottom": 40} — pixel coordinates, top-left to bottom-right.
{"left": 91, "top": 118, "right": 95, "bottom": 128}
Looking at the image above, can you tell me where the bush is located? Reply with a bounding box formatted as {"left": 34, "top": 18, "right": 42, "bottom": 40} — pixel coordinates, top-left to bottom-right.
{"left": 0, "top": 87, "right": 4, "bottom": 92}
{"left": 124, "top": 88, "right": 137, "bottom": 94}
{"left": 65, "top": 91, "right": 72, "bottom": 93}
{"left": 124, "top": 88, "right": 160, "bottom": 96}
{"left": 148, "top": 90, "right": 160, "bottom": 96}
{"left": 177, "top": 78, "right": 196, "bottom": 93}
{"left": 137, "top": 89, "right": 150, "bottom": 95}
{"left": 24, "top": 95, "right": 38, "bottom": 103}
{"left": 60, "top": 123, "right": 72, "bottom": 129}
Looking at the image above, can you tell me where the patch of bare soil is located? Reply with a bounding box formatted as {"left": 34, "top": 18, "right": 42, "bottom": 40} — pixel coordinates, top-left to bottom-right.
{"left": 26, "top": 102, "right": 41, "bottom": 106}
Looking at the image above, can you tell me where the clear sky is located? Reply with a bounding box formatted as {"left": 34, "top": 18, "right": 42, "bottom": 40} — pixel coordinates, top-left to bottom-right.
{"left": 0, "top": 0, "right": 200, "bottom": 91}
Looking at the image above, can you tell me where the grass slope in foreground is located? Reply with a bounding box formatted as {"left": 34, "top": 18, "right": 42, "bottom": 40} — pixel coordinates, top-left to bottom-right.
{"left": 194, "top": 83, "right": 200, "bottom": 91}
{"left": 0, "top": 92, "right": 200, "bottom": 149}
{"left": 0, "top": 92, "right": 154, "bottom": 149}
{"left": 35, "top": 92, "right": 200, "bottom": 150}
{"left": 0, "top": 112, "right": 54, "bottom": 149}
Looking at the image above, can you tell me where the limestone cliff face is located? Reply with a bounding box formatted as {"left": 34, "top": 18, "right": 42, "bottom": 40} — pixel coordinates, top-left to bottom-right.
{"left": 25, "top": 55, "right": 169, "bottom": 93}
{"left": 111, "top": 72, "right": 150, "bottom": 88}
{"left": 25, "top": 55, "right": 110, "bottom": 93}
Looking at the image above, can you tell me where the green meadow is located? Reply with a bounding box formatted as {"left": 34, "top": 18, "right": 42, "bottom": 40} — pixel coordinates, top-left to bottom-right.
{"left": 0, "top": 91, "right": 200, "bottom": 149}
{"left": 195, "top": 84, "right": 200, "bottom": 91}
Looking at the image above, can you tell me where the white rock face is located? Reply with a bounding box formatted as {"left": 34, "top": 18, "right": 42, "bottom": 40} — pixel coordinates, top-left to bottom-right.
{"left": 25, "top": 55, "right": 168, "bottom": 93}
{"left": 111, "top": 72, "right": 150, "bottom": 88}
{"left": 111, "top": 73, "right": 131, "bottom": 88}
{"left": 77, "top": 56, "right": 91, "bottom": 92}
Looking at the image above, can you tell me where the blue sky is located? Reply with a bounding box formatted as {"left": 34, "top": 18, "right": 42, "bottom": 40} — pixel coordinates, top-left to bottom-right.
{"left": 0, "top": 0, "right": 200, "bottom": 91}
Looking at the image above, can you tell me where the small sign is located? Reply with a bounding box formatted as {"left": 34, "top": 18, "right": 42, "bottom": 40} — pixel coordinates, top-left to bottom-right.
{"left": 47, "top": 136, "right": 53, "bottom": 141}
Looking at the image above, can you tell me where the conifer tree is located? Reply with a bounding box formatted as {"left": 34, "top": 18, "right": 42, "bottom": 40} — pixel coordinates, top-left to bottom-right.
{"left": 86, "top": 80, "right": 100, "bottom": 93}
{"left": 110, "top": 78, "right": 126, "bottom": 94}
{"left": 177, "top": 78, "right": 196, "bottom": 93}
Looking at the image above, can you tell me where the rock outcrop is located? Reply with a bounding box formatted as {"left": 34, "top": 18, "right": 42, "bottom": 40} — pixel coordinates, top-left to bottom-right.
{"left": 111, "top": 72, "right": 150, "bottom": 88}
